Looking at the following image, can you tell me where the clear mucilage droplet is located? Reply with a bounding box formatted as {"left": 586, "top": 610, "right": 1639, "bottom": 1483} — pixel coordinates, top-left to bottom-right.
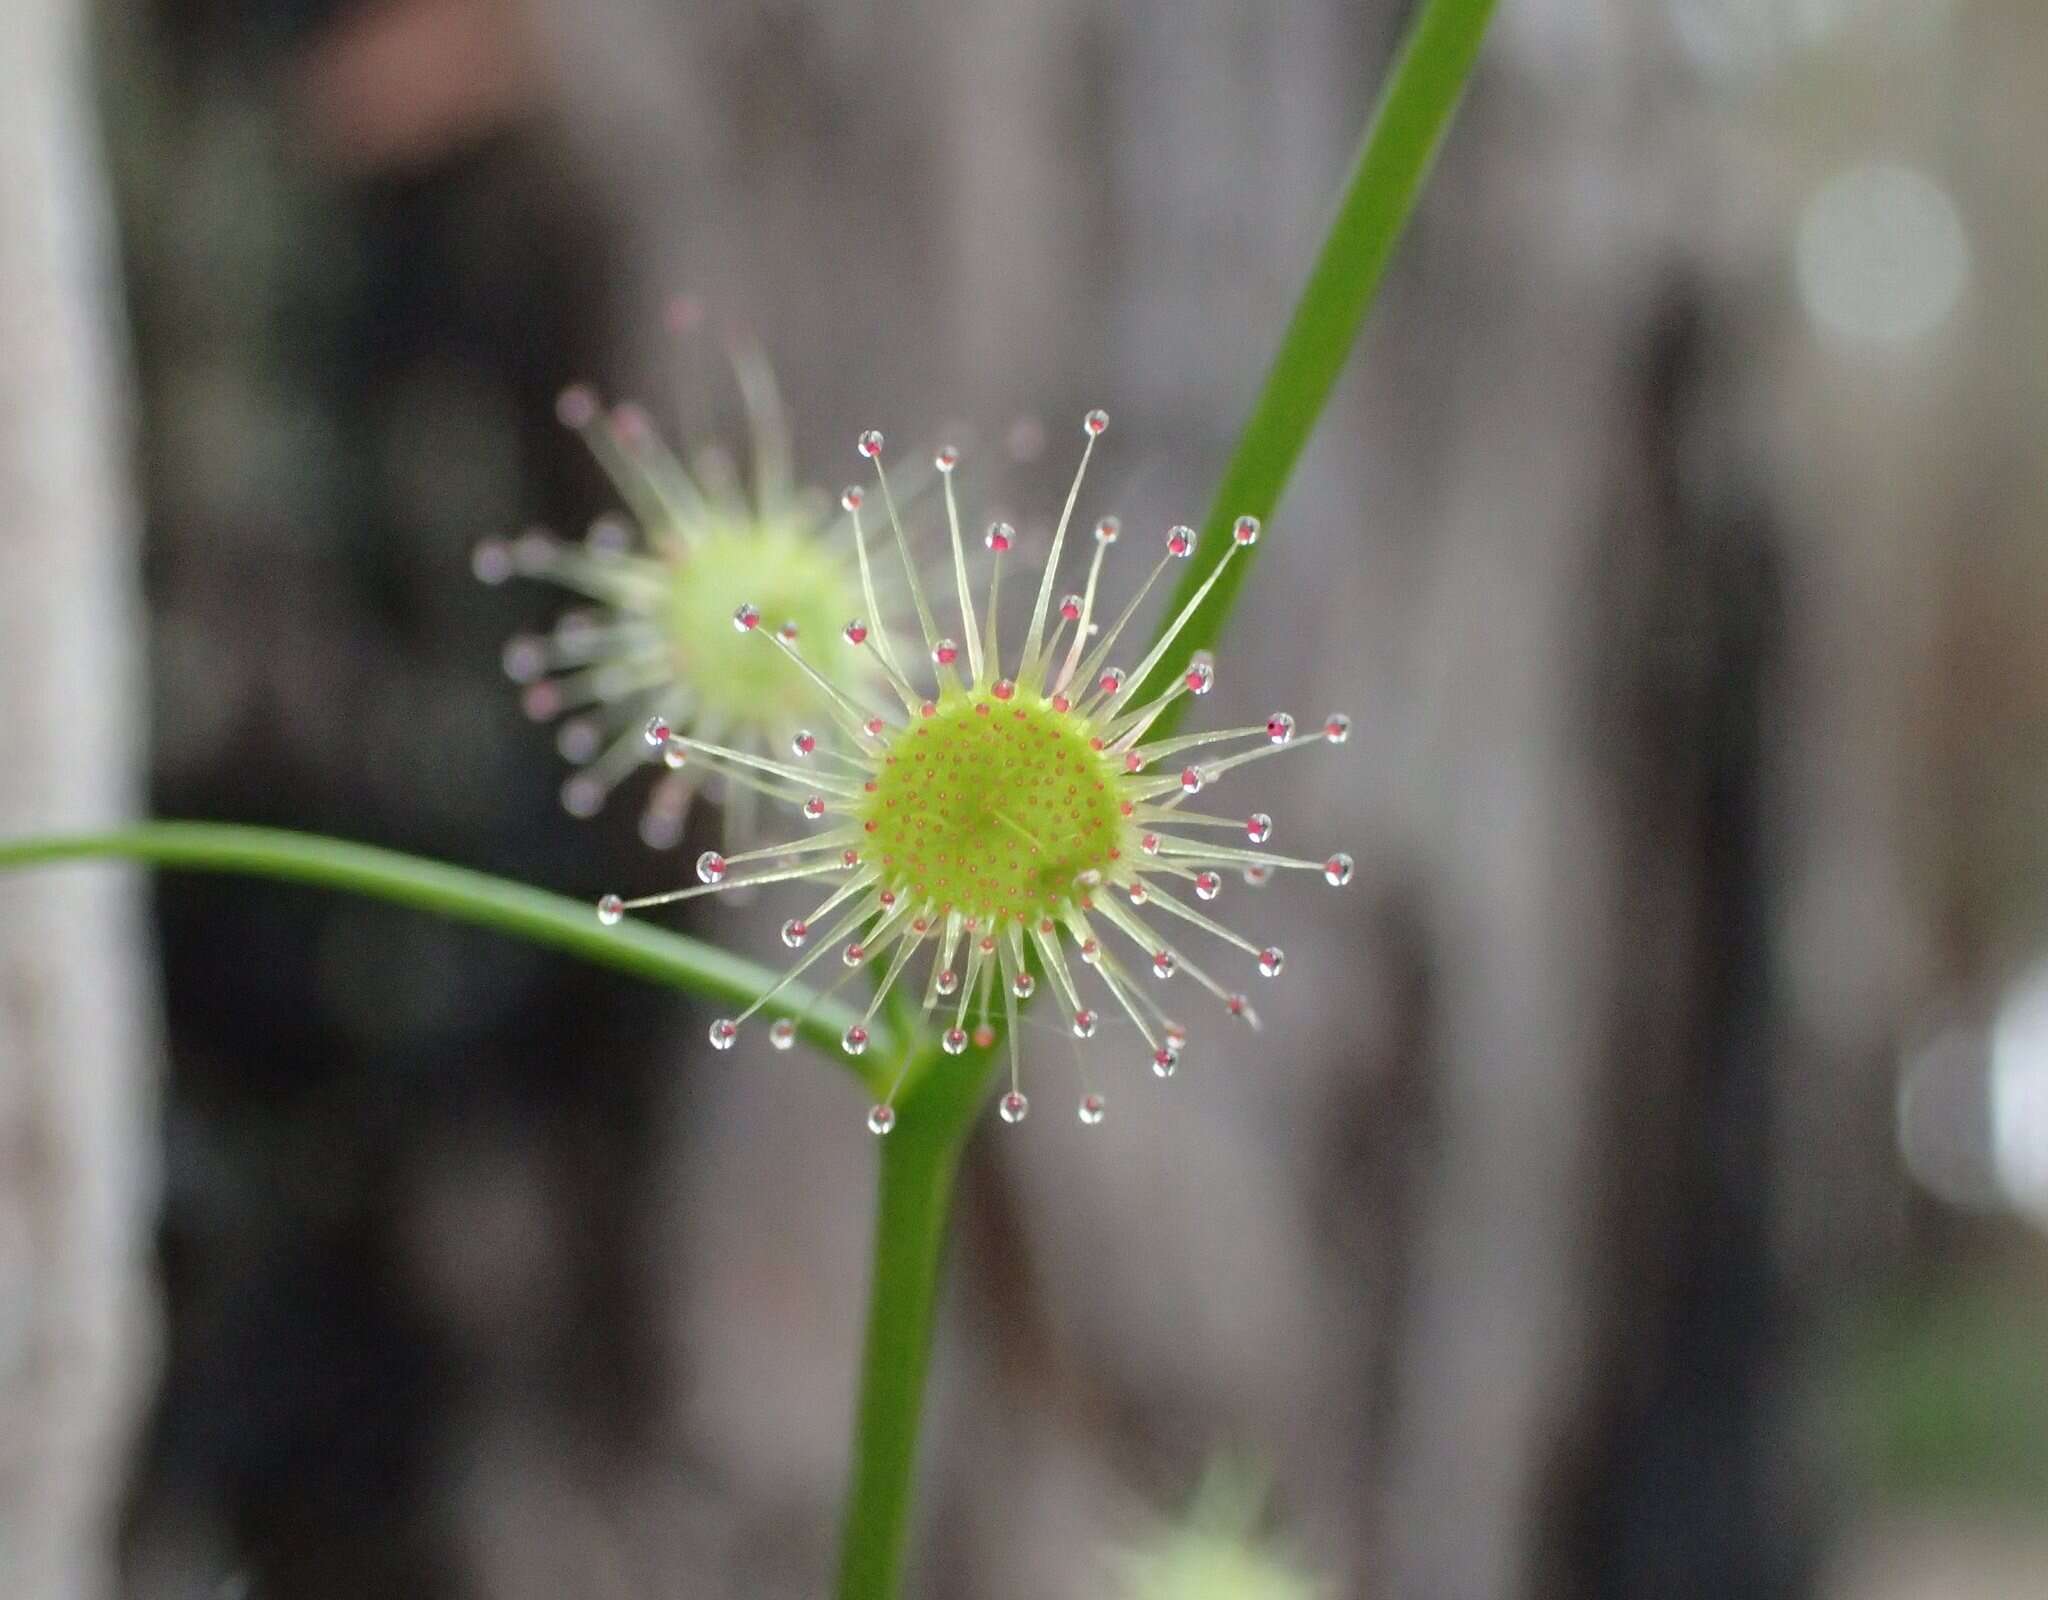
{"left": 867, "top": 1104, "right": 896, "bottom": 1135}
{"left": 1324, "top": 852, "right": 1355, "bottom": 887}
{"left": 696, "top": 851, "right": 727, "bottom": 884}
{"left": 1258, "top": 945, "right": 1286, "bottom": 978}
{"left": 1000, "top": 1092, "right": 1030, "bottom": 1124}
{"left": 708, "top": 1018, "right": 739, "bottom": 1050}
{"left": 842, "top": 1024, "right": 870, "bottom": 1056}
{"left": 858, "top": 428, "right": 885, "bottom": 459}
{"left": 1078, "top": 1093, "right": 1107, "bottom": 1125}
{"left": 596, "top": 894, "right": 624, "bottom": 925}
{"left": 770, "top": 1019, "right": 798, "bottom": 1051}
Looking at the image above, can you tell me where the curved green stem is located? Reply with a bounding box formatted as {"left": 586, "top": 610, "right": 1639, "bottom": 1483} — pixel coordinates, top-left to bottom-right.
{"left": 0, "top": 822, "right": 882, "bottom": 1070}
{"left": 1130, "top": 0, "right": 1499, "bottom": 728}
{"left": 834, "top": 1042, "right": 993, "bottom": 1600}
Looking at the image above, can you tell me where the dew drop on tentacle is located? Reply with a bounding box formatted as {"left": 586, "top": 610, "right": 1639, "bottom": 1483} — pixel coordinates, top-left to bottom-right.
{"left": 557, "top": 718, "right": 601, "bottom": 763}
{"left": 803, "top": 796, "right": 828, "bottom": 821}
{"left": 1266, "top": 712, "right": 1296, "bottom": 744}
{"left": 1084, "top": 408, "right": 1109, "bottom": 436}
{"left": 471, "top": 538, "right": 514, "bottom": 585}
{"left": 843, "top": 941, "right": 868, "bottom": 967}
{"left": 1180, "top": 766, "right": 1206, "bottom": 796}
{"left": 663, "top": 738, "right": 689, "bottom": 770}
{"left": 1185, "top": 656, "right": 1215, "bottom": 694}
{"left": 1258, "top": 945, "right": 1286, "bottom": 978}
{"left": 1323, "top": 712, "right": 1352, "bottom": 744}
{"left": 1000, "top": 1091, "right": 1030, "bottom": 1124}
{"left": 933, "top": 639, "right": 959, "bottom": 667}
{"left": 844, "top": 619, "right": 870, "bottom": 646}
{"left": 867, "top": 1104, "right": 896, "bottom": 1135}
{"left": 1166, "top": 524, "right": 1196, "bottom": 558}
{"left": 1060, "top": 594, "right": 1083, "bottom": 622}
{"left": 935, "top": 445, "right": 960, "bottom": 473}
{"left": 708, "top": 1018, "right": 739, "bottom": 1050}
{"left": 781, "top": 918, "right": 809, "bottom": 948}
{"left": 1324, "top": 852, "right": 1355, "bottom": 887}
{"left": 502, "top": 635, "right": 547, "bottom": 684}
{"left": 596, "top": 894, "right": 624, "bottom": 926}
{"left": 770, "top": 1018, "right": 798, "bottom": 1051}
{"left": 1072, "top": 1008, "right": 1099, "bottom": 1039}
{"left": 1246, "top": 812, "right": 1273, "bottom": 844}
{"left": 639, "top": 808, "right": 684, "bottom": 851}
{"left": 644, "top": 715, "right": 672, "bottom": 748}
{"left": 841, "top": 485, "right": 865, "bottom": 512}
{"left": 857, "top": 429, "right": 885, "bottom": 459}
{"left": 984, "top": 521, "right": 1014, "bottom": 553}
{"left": 842, "top": 1024, "right": 870, "bottom": 1056}
{"left": 555, "top": 383, "right": 600, "bottom": 429}
{"left": 1233, "top": 515, "right": 1261, "bottom": 545}
{"left": 1152, "top": 1046, "right": 1179, "bottom": 1079}
{"left": 1079, "top": 938, "right": 1101, "bottom": 964}
{"left": 943, "top": 1027, "right": 969, "bottom": 1055}
{"left": 732, "top": 602, "right": 761, "bottom": 632}
{"left": 696, "top": 851, "right": 727, "bottom": 884}
{"left": 1078, "top": 1093, "right": 1107, "bottom": 1125}
{"left": 1012, "top": 972, "right": 1036, "bottom": 999}
{"left": 586, "top": 514, "right": 632, "bottom": 554}
{"left": 1153, "top": 950, "right": 1176, "bottom": 979}
{"left": 1094, "top": 516, "right": 1121, "bottom": 545}
{"left": 1194, "top": 871, "right": 1222, "bottom": 901}
{"left": 561, "top": 774, "right": 604, "bottom": 818}
{"left": 936, "top": 968, "right": 959, "bottom": 996}
{"left": 1098, "top": 668, "right": 1126, "bottom": 696}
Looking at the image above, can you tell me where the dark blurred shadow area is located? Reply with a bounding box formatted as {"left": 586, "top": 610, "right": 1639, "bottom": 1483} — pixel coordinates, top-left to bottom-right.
{"left": 0, "top": 0, "right": 2042, "bottom": 1595}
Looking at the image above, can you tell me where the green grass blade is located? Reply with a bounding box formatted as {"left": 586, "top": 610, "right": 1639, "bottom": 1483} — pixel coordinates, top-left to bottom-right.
{"left": 1130, "top": 0, "right": 1498, "bottom": 727}
{"left": 0, "top": 822, "right": 882, "bottom": 1069}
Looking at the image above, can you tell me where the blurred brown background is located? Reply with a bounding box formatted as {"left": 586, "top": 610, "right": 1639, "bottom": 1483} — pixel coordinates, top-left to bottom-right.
{"left": 4, "top": 0, "right": 2047, "bottom": 1596}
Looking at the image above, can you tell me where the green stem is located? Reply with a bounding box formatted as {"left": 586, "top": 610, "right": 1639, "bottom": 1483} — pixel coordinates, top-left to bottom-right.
{"left": 833, "top": 1038, "right": 1000, "bottom": 1600}
{"left": 0, "top": 822, "right": 881, "bottom": 1069}
{"left": 1131, "top": 0, "right": 1499, "bottom": 729}
{"left": 835, "top": 2, "right": 1498, "bottom": 1589}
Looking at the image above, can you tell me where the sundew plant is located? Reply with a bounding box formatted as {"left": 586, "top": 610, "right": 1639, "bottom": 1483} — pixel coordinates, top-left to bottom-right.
{"left": 0, "top": 2, "right": 1496, "bottom": 1595}
{"left": 477, "top": 327, "right": 882, "bottom": 851}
